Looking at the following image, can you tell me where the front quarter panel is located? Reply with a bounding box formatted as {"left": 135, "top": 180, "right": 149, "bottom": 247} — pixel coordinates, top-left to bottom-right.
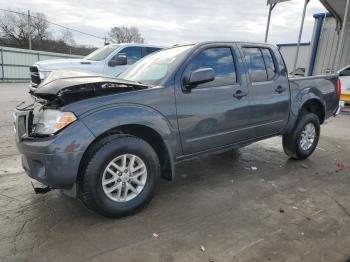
{"left": 80, "top": 104, "right": 181, "bottom": 162}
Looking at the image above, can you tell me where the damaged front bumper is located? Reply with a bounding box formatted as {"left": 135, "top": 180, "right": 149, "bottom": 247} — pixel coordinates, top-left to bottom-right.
{"left": 13, "top": 110, "right": 95, "bottom": 189}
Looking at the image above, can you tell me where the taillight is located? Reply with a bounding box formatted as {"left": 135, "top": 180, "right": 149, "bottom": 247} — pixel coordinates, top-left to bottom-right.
{"left": 337, "top": 79, "right": 341, "bottom": 99}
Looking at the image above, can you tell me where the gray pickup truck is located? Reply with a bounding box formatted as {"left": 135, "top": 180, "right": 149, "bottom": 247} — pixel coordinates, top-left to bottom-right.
{"left": 14, "top": 42, "right": 340, "bottom": 217}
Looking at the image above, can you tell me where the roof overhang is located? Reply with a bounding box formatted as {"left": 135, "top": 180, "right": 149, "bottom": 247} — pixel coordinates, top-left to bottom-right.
{"left": 320, "top": 0, "right": 348, "bottom": 23}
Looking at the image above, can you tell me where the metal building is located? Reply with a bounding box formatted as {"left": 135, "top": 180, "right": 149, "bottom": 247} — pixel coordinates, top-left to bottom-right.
{"left": 277, "top": 42, "right": 311, "bottom": 75}
{"left": 308, "top": 13, "right": 347, "bottom": 75}
{"left": 308, "top": 0, "right": 350, "bottom": 75}
{"left": 0, "top": 46, "right": 82, "bottom": 82}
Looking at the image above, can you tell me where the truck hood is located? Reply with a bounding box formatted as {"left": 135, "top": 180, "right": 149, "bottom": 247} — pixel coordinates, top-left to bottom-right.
{"left": 33, "top": 69, "right": 150, "bottom": 105}
{"left": 34, "top": 58, "right": 96, "bottom": 71}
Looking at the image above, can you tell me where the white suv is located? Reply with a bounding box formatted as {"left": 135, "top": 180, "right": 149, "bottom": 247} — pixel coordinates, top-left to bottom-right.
{"left": 29, "top": 43, "right": 163, "bottom": 91}
{"left": 338, "top": 65, "right": 350, "bottom": 103}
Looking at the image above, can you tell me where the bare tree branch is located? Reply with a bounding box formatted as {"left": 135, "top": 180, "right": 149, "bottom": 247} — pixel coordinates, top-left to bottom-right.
{"left": 0, "top": 10, "right": 96, "bottom": 55}
{"left": 108, "top": 26, "right": 145, "bottom": 44}
{"left": 0, "top": 11, "right": 50, "bottom": 47}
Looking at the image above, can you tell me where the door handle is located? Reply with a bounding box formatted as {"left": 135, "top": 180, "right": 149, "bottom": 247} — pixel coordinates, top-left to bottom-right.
{"left": 275, "top": 86, "right": 286, "bottom": 93}
{"left": 233, "top": 90, "right": 247, "bottom": 99}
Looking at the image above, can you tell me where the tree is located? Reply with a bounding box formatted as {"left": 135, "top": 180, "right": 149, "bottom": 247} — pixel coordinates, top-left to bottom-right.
{"left": 0, "top": 10, "right": 94, "bottom": 56}
{"left": 108, "top": 26, "right": 145, "bottom": 44}
{"left": 31, "top": 13, "right": 50, "bottom": 41}
{"left": 0, "top": 11, "right": 50, "bottom": 48}
{"left": 59, "top": 29, "right": 76, "bottom": 46}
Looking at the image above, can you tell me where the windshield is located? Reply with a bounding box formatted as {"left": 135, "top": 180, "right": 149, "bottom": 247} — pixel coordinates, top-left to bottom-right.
{"left": 85, "top": 45, "right": 121, "bottom": 61}
{"left": 119, "top": 45, "right": 194, "bottom": 86}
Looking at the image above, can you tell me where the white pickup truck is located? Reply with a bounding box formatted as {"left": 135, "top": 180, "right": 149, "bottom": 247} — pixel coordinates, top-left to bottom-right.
{"left": 29, "top": 43, "right": 163, "bottom": 92}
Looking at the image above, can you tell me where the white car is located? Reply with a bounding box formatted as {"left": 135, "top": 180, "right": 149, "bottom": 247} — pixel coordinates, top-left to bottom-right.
{"left": 29, "top": 43, "right": 163, "bottom": 92}
{"left": 338, "top": 65, "right": 350, "bottom": 103}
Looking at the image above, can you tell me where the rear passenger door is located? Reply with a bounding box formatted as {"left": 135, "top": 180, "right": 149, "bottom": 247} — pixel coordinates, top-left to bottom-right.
{"left": 175, "top": 44, "right": 252, "bottom": 155}
{"left": 240, "top": 45, "right": 290, "bottom": 137}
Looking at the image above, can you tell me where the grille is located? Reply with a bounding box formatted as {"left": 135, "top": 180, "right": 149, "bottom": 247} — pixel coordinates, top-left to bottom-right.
{"left": 17, "top": 114, "right": 27, "bottom": 138}
{"left": 30, "top": 66, "right": 41, "bottom": 87}
{"left": 15, "top": 111, "right": 34, "bottom": 140}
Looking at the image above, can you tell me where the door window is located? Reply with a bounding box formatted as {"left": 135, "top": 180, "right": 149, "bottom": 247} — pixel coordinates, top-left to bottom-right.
{"left": 118, "top": 46, "right": 142, "bottom": 65}
{"left": 243, "top": 47, "right": 277, "bottom": 82}
{"left": 184, "top": 47, "right": 236, "bottom": 88}
{"left": 242, "top": 47, "right": 267, "bottom": 82}
{"left": 340, "top": 66, "right": 350, "bottom": 76}
{"left": 146, "top": 47, "right": 162, "bottom": 55}
{"left": 261, "top": 48, "right": 276, "bottom": 80}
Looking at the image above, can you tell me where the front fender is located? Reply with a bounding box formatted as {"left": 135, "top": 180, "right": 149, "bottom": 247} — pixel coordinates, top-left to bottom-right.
{"left": 80, "top": 104, "right": 180, "bottom": 174}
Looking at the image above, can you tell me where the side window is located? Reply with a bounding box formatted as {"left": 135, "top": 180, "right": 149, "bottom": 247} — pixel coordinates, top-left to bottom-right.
{"left": 118, "top": 46, "right": 142, "bottom": 65}
{"left": 261, "top": 48, "right": 276, "bottom": 80}
{"left": 146, "top": 47, "right": 161, "bottom": 55}
{"left": 340, "top": 66, "right": 350, "bottom": 76}
{"left": 184, "top": 47, "right": 236, "bottom": 88}
{"left": 242, "top": 47, "right": 267, "bottom": 82}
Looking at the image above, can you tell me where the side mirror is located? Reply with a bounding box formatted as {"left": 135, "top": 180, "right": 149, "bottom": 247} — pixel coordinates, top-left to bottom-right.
{"left": 108, "top": 53, "right": 127, "bottom": 67}
{"left": 185, "top": 68, "right": 215, "bottom": 88}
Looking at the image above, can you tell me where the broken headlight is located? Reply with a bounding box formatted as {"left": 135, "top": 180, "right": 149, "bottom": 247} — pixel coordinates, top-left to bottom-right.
{"left": 34, "top": 109, "right": 77, "bottom": 135}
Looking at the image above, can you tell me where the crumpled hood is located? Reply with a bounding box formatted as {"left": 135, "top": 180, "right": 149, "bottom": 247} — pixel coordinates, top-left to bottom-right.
{"left": 33, "top": 69, "right": 150, "bottom": 105}
{"left": 34, "top": 58, "right": 95, "bottom": 71}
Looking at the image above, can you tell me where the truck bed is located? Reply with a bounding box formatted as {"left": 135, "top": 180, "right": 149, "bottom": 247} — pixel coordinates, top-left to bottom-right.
{"left": 289, "top": 74, "right": 339, "bottom": 119}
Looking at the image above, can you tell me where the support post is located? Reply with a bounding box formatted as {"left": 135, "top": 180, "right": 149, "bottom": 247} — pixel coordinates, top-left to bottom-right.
{"left": 265, "top": 3, "right": 276, "bottom": 43}
{"left": 292, "top": 0, "right": 309, "bottom": 77}
{"left": 1, "top": 48, "right": 4, "bottom": 81}
{"left": 265, "top": 1, "right": 291, "bottom": 42}
{"left": 335, "top": 0, "right": 350, "bottom": 70}
{"left": 27, "top": 10, "right": 32, "bottom": 50}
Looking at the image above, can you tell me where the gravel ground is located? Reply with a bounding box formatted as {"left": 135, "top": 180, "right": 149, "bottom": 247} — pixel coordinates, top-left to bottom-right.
{"left": 1, "top": 83, "right": 350, "bottom": 262}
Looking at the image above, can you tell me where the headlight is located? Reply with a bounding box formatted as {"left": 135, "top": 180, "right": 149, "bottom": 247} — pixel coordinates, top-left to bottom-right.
{"left": 39, "top": 71, "right": 51, "bottom": 80}
{"left": 34, "top": 109, "right": 77, "bottom": 135}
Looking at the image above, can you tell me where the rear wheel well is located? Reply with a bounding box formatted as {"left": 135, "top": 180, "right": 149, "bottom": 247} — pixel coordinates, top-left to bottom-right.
{"left": 300, "top": 99, "right": 325, "bottom": 124}
{"left": 77, "top": 125, "right": 172, "bottom": 182}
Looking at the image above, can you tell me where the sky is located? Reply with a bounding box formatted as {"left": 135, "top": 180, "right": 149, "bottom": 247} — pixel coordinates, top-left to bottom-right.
{"left": 1, "top": 0, "right": 327, "bottom": 48}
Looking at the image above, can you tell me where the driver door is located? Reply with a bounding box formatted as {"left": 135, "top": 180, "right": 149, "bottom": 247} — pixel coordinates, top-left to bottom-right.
{"left": 175, "top": 45, "right": 252, "bottom": 155}
{"left": 104, "top": 46, "right": 142, "bottom": 76}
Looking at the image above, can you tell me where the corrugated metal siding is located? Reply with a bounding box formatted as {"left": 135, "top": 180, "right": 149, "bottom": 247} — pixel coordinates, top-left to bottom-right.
{"left": 278, "top": 44, "right": 311, "bottom": 75}
{"left": 312, "top": 17, "right": 350, "bottom": 75}
{"left": 339, "top": 22, "right": 350, "bottom": 69}
{"left": 0, "top": 46, "right": 82, "bottom": 81}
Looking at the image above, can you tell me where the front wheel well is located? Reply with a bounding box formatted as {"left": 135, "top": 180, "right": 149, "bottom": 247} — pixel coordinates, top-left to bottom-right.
{"left": 300, "top": 99, "right": 325, "bottom": 124}
{"left": 77, "top": 124, "right": 173, "bottom": 182}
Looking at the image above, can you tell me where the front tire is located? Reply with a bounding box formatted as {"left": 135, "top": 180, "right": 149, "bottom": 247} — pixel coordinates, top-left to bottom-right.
{"left": 79, "top": 135, "right": 160, "bottom": 217}
{"left": 282, "top": 113, "right": 320, "bottom": 160}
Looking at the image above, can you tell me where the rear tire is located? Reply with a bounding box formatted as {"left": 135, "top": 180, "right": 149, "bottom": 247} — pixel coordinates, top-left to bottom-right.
{"left": 79, "top": 135, "right": 160, "bottom": 218}
{"left": 282, "top": 113, "right": 320, "bottom": 160}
